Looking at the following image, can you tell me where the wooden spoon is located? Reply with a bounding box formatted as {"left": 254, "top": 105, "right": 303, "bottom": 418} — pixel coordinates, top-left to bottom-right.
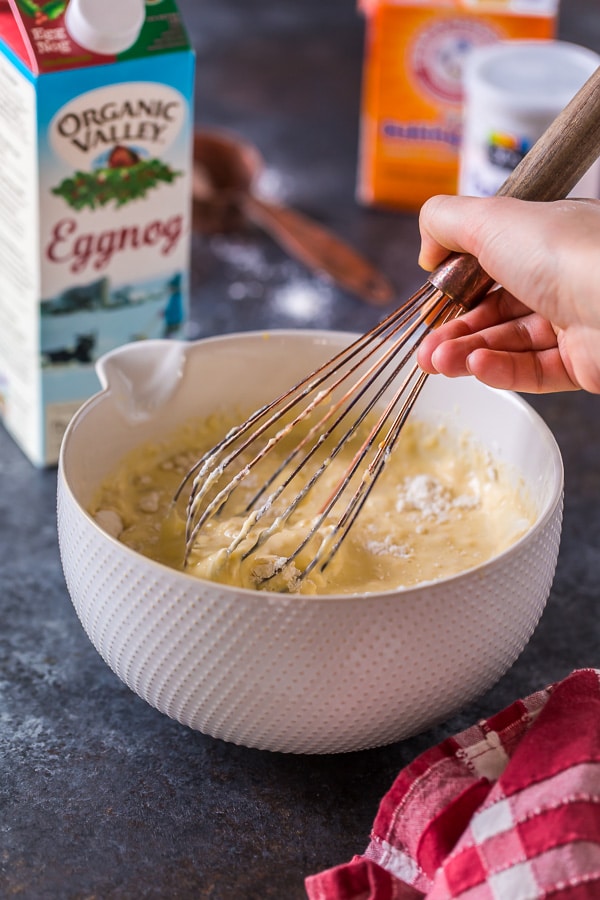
{"left": 192, "top": 129, "right": 394, "bottom": 306}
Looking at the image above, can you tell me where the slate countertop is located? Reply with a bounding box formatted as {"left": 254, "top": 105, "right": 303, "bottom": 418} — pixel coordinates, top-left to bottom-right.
{"left": 2, "top": 2, "right": 600, "bottom": 897}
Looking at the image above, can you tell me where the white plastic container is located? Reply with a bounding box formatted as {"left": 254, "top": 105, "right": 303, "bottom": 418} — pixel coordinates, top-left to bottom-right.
{"left": 459, "top": 40, "right": 600, "bottom": 199}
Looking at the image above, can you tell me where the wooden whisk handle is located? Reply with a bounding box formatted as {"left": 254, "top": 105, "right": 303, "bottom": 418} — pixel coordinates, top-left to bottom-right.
{"left": 429, "top": 64, "right": 600, "bottom": 308}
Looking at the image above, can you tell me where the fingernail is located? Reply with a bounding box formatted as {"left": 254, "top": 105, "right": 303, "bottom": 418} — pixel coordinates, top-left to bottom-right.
{"left": 417, "top": 252, "right": 432, "bottom": 272}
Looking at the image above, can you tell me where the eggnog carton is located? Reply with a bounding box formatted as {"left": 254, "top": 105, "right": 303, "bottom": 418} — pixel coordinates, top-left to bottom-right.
{"left": 357, "top": 0, "right": 558, "bottom": 212}
{"left": 0, "top": 0, "right": 194, "bottom": 465}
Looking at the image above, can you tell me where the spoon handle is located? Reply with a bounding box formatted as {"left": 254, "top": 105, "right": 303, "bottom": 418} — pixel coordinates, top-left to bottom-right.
{"left": 244, "top": 194, "right": 394, "bottom": 307}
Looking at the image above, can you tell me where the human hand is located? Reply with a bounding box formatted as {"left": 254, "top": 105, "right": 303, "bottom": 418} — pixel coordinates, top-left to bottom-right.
{"left": 416, "top": 195, "right": 600, "bottom": 394}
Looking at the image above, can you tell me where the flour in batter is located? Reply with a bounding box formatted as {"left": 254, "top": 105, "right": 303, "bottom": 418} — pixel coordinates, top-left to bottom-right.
{"left": 90, "top": 413, "right": 535, "bottom": 595}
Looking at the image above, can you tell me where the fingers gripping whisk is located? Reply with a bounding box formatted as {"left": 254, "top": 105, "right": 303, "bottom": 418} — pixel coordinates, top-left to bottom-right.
{"left": 176, "top": 284, "right": 464, "bottom": 591}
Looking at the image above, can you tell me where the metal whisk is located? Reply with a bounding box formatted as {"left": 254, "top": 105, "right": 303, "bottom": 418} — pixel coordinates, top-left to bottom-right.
{"left": 178, "top": 65, "right": 600, "bottom": 590}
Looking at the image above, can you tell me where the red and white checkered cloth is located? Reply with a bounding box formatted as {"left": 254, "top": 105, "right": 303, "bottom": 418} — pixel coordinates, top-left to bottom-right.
{"left": 306, "top": 668, "right": 600, "bottom": 900}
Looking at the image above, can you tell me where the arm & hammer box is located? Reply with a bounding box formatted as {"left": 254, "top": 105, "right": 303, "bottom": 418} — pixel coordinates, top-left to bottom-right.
{"left": 357, "top": 0, "right": 558, "bottom": 212}
{"left": 0, "top": 0, "right": 195, "bottom": 465}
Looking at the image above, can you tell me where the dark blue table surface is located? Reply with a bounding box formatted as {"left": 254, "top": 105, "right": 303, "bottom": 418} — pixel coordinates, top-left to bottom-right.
{"left": 2, "top": 2, "right": 600, "bottom": 897}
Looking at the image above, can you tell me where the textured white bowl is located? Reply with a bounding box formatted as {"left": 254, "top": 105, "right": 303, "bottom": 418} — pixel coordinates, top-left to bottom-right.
{"left": 57, "top": 330, "right": 563, "bottom": 754}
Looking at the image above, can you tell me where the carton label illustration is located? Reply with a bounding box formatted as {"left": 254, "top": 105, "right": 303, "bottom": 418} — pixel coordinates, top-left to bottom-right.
{"left": 411, "top": 18, "right": 498, "bottom": 103}
{"left": 45, "top": 83, "right": 187, "bottom": 277}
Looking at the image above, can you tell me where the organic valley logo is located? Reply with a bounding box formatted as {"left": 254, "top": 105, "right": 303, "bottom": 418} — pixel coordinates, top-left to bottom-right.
{"left": 50, "top": 83, "right": 186, "bottom": 209}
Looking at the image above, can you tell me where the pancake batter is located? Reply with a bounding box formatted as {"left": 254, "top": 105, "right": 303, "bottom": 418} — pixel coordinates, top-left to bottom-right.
{"left": 90, "top": 413, "right": 535, "bottom": 595}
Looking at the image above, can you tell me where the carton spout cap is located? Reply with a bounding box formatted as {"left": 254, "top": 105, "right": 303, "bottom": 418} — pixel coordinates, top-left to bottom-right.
{"left": 65, "top": 0, "right": 146, "bottom": 56}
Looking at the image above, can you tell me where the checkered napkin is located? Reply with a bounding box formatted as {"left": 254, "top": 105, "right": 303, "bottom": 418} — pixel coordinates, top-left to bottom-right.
{"left": 306, "top": 668, "right": 600, "bottom": 900}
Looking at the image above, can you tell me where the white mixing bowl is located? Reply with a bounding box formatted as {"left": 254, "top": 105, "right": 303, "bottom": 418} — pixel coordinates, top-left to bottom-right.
{"left": 57, "top": 331, "right": 563, "bottom": 754}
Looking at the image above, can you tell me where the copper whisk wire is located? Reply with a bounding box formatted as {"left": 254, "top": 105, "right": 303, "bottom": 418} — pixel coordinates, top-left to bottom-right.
{"left": 177, "top": 282, "right": 464, "bottom": 587}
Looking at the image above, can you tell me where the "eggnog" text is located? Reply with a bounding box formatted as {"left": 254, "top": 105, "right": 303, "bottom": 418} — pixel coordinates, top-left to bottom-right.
{"left": 46, "top": 215, "right": 184, "bottom": 273}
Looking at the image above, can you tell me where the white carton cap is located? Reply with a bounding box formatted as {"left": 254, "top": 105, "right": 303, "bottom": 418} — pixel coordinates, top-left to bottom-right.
{"left": 65, "top": 0, "right": 146, "bottom": 56}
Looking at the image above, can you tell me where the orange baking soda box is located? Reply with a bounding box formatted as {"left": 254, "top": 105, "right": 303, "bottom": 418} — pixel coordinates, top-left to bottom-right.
{"left": 357, "top": 0, "right": 558, "bottom": 211}
{"left": 0, "top": 0, "right": 194, "bottom": 465}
